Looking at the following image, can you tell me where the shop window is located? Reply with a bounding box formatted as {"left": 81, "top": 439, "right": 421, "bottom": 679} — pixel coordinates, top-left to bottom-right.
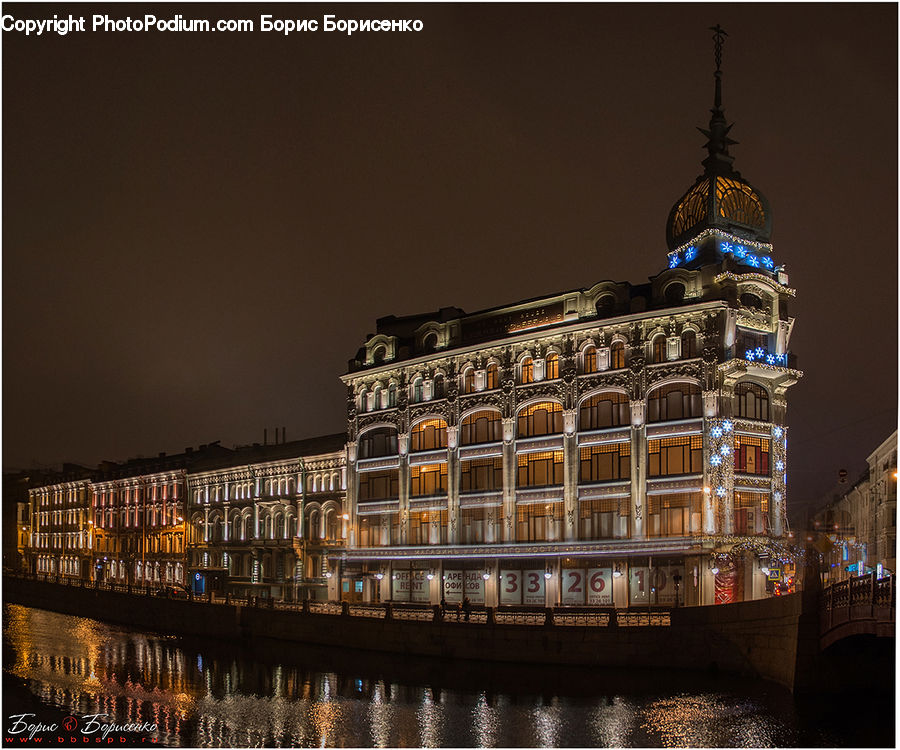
{"left": 517, "top": 451, "right": 564, "bottom": 488}
{"left": 648, "top": 436, "right": 703, "bottom": 476}
{"left": 358, "top": 470, "right": 399, "bottom": 502}
{"left": 647, "top": 383, "right": 702, "bottom": 422}
{"left": 358, "top": 428, "right": 398, "bottom": 459}
{"left": 579, "top": 443, "right": 630, "bottom": 483}
{"left": 460, "top": 410, "right": 503, "bottom": 445}
{"left": 460, "top": 458, "right": 504, "bottom": 492}
{"left": 516, "top": 502, "right": 563, "bottom": 542}
{"left": 646, "top": 492, "right": 702, "bottom": 537}
{"left": 579, "top": 392, "right": 629, "bottom": 430}
{"left": 410, "top": 419, "right": 448, "bottom": 452}
{"left": 517, "top": 401, "right": 563, "bottom": 438}
{"left": 734, "top": 435, "right": 770, "bottom": 475}
{"left": 410, "top": 464, "right": 448, "bottom": 497}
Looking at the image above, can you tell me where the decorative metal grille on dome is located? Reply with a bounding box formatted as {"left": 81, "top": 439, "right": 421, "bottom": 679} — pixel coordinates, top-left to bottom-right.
{"left": 671, "top": 178, "right": 710, "bottom": 238}
{"left": 715, "top": 177, "right": 766, "bottom": 229}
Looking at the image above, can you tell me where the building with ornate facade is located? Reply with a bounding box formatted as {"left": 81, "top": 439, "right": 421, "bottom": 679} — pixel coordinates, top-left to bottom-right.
{"left": 814, "top": 431, "right": 897, "bottom": 583}
{"left": 186, "top": 434, "right": 346, "bottom": 600}
{"left": 337, "top": 37, "right": 801, "bottom": 607}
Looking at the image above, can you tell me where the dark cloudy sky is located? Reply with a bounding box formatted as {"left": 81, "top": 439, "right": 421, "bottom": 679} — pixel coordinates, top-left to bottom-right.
{"left": 3, "top": 3, "right": 897, "bottom": 518}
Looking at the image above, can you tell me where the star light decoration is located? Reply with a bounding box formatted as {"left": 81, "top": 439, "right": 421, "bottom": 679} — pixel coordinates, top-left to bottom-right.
{"left": 665, "top": 229, "right": 778, "bottom": 273}
{"left": 744, "top": 348, "right": 788, "bottom": 366}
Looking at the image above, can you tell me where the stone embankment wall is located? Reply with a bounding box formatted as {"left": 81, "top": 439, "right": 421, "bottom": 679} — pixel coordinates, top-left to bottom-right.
{"left": 3, "top": 577, "right": 809, "bottom": 691}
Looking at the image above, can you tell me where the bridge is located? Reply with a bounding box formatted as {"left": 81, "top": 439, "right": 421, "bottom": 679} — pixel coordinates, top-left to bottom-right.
{"left": 819, "top": 573, "right": 895, "bottom": 650}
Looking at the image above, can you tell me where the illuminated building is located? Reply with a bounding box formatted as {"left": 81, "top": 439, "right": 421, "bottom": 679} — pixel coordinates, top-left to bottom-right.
{"left": 185, "top": 434, "right": 346, "bottom": 600}
{"left": 814, "top": 430, "right": 897, "bottom": 583}
{"left": 27, "top": 469, "right": 94, "bottom": 580}
{"left": 338, "top": 29, "right": 801, "bottom": 606}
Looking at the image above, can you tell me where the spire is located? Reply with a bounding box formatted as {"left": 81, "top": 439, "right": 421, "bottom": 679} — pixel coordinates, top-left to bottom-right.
{"left": 697, "top": 24, "right": 738, "bottom": 176}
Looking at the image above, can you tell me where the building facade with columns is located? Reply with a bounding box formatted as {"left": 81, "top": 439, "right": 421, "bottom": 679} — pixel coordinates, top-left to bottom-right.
{"left": 27, "top": 472, "right": 94, "bottom": 581}
{"left": 337, "top": 47, "right": 801, "bottom": 608}
{"left": 186, "top": 434, "right": 346, "bottom": 601}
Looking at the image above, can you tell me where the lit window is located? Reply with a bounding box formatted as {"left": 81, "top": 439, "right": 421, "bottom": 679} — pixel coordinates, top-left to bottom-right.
{"left": 545, "top": 353, "right": 559, "bottom": 379}
{"left": 520, "top": 357, "right": 534, "bottom": 384}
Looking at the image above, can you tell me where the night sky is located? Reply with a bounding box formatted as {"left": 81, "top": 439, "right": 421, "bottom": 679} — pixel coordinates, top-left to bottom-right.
{"left": 3, "top": 4, "right": 897, "bottom": 520}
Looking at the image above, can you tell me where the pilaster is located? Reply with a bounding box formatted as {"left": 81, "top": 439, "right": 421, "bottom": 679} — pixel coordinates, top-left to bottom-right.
{"left": 563, "top": 409, "right": 578, "bottom": 541}
{"left": 629, "top": 400, "right": 646, "bottom": 539}
{"left": 502, "top": 417, "right": 516, "bottom": 542}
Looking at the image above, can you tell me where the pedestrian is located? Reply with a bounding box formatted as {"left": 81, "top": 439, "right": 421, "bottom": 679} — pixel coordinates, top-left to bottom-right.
{"left": 456, "top": 600, "right": 462, "bottom": 622}
{"left": 463, "top": 595, "right": 471, "bottom": 622}
{"left": 440, "top": 595, "right": 447, "bottom": 619}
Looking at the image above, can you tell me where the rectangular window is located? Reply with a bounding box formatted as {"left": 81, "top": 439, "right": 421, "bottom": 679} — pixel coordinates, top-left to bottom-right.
{"left": 646, "top": 493, "right": 702, "bottom": 537}
{"left": 516, "top": 502, "right": 563, "bottom": 542}
{"left": 579, "top": 497, "right": 631, "bottom": 540}
{"left": 517, "top": 451, "right": 564, "bottom": 488}
{"left": 648, "top": 436, "right": 703, "bottom": 477}
{"left": 461, "top": 458, "right": 504, "bottom": 492}
{"left": 734, "top": 435, "right": 770, "bottom": 475}
{"left": 734, "top": 492, "right": 769, "bottom": 535}
{"left": 461, "top": 507, "right": 501, "bottom": 544}
{"left": 579, "top": 443, "right": 631, "bottom": 483}
{"left": 409, "top": 510, "right": 448, "bottom": 545}
{"left": 358, "top": 470, "right": 400, "bottom": 502}
{"left": 410, "top": 464, "right": 448, "bottom": 497}
{"left": 358, "top": 513, "right": 399, "bottom": 547}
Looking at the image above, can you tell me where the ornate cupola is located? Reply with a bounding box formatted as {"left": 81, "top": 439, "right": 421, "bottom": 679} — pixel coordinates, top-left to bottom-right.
{"left": 665, "top": 26, "right": 774, "bottom": 270}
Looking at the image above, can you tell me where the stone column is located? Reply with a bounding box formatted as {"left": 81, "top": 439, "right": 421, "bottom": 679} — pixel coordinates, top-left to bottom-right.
{"left": 345, "top": 444, "right": 357, "bottom": 547}
{"left": 630, "top": 401, "right": 646, "bottom": 539}
{"left": 563, "top": 409, "right": 578, "bottom": 541}
{"left": 222, "top": 503, "right": 230, "bottom": 541}
{"left": 398, "top": 434, "right": 410, "bottom": 544}
{"left": 502, "top": 417, "right": 517, "bottom": 543}
{"left": 447, "top": 426, "right": 460, "bottom": 544}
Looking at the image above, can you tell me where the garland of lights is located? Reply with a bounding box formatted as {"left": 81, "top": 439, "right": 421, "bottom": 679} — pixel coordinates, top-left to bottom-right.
{"left": 666, "top": 229, "right": 780, "bottom": 271}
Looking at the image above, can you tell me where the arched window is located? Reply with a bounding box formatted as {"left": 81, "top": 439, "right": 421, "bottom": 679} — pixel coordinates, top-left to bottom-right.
{"left": 682, "top": 330, "right": 697, "bottom": 359}
{"left": 372, "top": 384, "right": 383, "bottom": 410}
{"left": 579, "top": 392, "right": 630, "bottom": 430}
{"left": 486, "top": 363, "right": 499, "bottom": 389}
{"left": 652, "top": 335, "right": 667, "bottom": 364}
{"left": 517, "top": 401, "right": 564, "bottom": 438}
{"left": 610, "top": 341, "right": 626, "bottom": 369}
{"left": 372, "top": 346, "right": 386, "bottom": 364}
{"left": 412, "top": 378, "right": 424, "bottom": 403}
{"left": 358, "top": 388, "right": 368, "bottom": 413}
{"left": 664, "top": 283, "right": 685, "bottom": 306}
{"left": 463, "top": 368, "right": 476, "bottom": 394}
{"left": 735, "top": 382, "right": 770, "bottom": 421}
{"left": 545, "top": 353, "right": 559, "bottom": 379}
{"left": 422, "top": 333, "right": 437, "bottom": 353}
{"left": 460, "top": 410, "right": 503, "bottom": 445}
{"left": 740, "top": 292, "right": 764, "bottom": 311}
{"left": 596, "top": 295, "right": 615, "bottom": 318}
{"left": 433, "top": 374, "right": 445, "bottom": 399}
{"left": 410, "top": 419, "right": 448, "bottom": 452}
{"left": 358, "top": 427, "right": 398, "bottom": 459}
{"left": 583, "top": 346, "right": 597, "bottom": 374}
{"left": 647, "top": 383, "right": 702, "bottom": 423}
{"left": 520, "top": 357, "right": 534, "bottom": 384}
{"left": 388, "top": 383, "right": 398, "bottom": 407}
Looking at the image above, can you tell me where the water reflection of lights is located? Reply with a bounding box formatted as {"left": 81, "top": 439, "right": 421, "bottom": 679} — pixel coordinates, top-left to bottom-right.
{"left": 532, "top": 698, "right": 561, "bottom": 747}
{"left": 368, "top": 680, "right": 395, "bottom": 748}
{"left": 590, "top": 697, "right": 635, "bottom": 747}
{"left": 473, "top": 691, "right": 500, "bottom": 748}
{"left": 417, "top": 687, "right": 445, "bottom": 748}
{"left": 640, "top": 694, "right": 777, "bottom": 748}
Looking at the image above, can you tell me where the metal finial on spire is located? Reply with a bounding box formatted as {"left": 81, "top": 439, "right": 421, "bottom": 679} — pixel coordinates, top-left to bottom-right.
{"left": 710, "top": 24, "right": 728, "bottom": 73}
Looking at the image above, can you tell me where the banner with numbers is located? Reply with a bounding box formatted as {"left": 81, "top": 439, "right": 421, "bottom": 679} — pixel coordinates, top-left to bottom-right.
{"left": 629, "top": 566, "right": 649, "bottom": 605}
{"left": 499, "top": 569, "right": 522, "bottom": 605}
{"left": 522, "top": 569, "right": 545, "bottom": 605}
{"left": 561, "top": 569, "right": 586, "bottom": 605}
{"left": 586, "top": 567, "right": 612, "bottom": 605}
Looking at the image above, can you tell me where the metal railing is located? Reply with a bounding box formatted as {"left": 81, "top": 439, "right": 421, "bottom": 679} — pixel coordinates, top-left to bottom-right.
{"left": 7, "top": 572, "right": 674, "bottom": 628}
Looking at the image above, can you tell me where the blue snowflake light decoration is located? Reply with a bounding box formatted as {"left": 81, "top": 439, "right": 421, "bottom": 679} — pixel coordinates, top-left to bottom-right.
{"left": 669, "top": 254, "right": 680, "bottom": 269}
{"left": 711, "top": 426, "right": 723, "bottom": 438}
{"left": 720, "top": 445, "right": 731, "bottom": 456}
{"left": 746, "top": 255, "right": 760, "bottom": 267}
{"left": 776, "top": 460, "right": 785, "bottom": 472}
{"left": 734, "top": 246, "right": 748, "bottom": 259}
{"left": 723, "top": 421, "right": 733, "bottom": 432}
{"left": 772, "top": 426, "right": 783, "bottom": 438}
{"left": 716, "top": 486, "right": 727, "bottom": 498}
{"left": 710, "top": 455, "right": 722, "bottom": 467}
{"left": 685, "top": 246, "right": 697, "bottom": 261}
{"left": 762, "top": 256, "right": 775, "bottom": 269}
{"left": 721, "top": 242, "right": 733, "bottom": 254}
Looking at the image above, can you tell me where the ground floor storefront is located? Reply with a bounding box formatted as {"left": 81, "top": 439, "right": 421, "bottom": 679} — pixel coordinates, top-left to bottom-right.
{"left": 331, "top": 542, "right": 797, "bottom": 607}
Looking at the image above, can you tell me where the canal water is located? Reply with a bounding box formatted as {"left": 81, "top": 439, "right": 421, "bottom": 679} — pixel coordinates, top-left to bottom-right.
{"left": 2, "top": 604, "right": 892, "bottom": 747}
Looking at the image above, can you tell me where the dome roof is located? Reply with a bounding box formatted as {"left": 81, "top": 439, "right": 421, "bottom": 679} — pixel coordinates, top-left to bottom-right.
{"left": 666, "top": 172, "right": 772, "bottom": 250}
